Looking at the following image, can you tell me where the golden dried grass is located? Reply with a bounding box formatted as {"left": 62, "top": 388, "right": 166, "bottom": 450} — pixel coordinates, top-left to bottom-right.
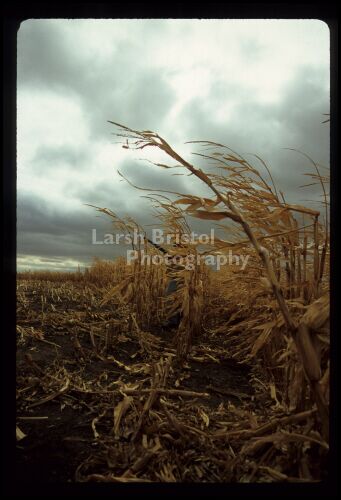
{"left": 18, "top": 121, "right": 330, "bottom": 449}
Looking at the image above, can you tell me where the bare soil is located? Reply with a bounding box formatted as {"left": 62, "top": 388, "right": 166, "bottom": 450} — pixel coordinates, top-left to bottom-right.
{"left": 16, "top": 279, "right": 324, "bottom": 484}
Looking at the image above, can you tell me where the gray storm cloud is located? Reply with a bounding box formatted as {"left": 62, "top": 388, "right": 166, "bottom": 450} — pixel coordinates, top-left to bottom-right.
{"left": 17, "top": 19, "right": 330, "bottom": 271}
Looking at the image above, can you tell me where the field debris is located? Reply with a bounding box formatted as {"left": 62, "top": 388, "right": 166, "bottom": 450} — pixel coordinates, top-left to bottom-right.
{"left": 16, "top": 125, "right": 329, "bottom": 483}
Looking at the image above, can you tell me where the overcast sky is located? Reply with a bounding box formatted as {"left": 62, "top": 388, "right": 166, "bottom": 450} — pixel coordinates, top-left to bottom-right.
{"left": 17, "top": 19, "right": 330, "bottom": 271}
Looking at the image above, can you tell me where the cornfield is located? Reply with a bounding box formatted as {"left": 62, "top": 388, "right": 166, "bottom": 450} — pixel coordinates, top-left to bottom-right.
{"left": 16, "top": 122, "right": 330, "bottom": 483}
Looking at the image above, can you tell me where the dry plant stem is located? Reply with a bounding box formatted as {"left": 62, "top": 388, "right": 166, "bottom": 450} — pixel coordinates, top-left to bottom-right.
{"left": 318, "top": 243, "right": 327, "bottom": 284}
{"left": 313, "top": 216, "right": 320, "bottom": 298}
{"left": 123, "top": 388, "right": 210, "bottom": 398}
{"left": 27, "top": 379, "right": 70, "bottom": 408}
{"left": 295, "top": 322, "right": 329, "bottom": 439}
{"left": 156, "top": 136, "right": 297, "bottom": 333}
{"left": 214, "top": 409, "right": 317, "bottom": 439}
{"left": 108, "top": 122, "right": 329, "bottom": 441}
{"left": 296, "top": 248, "right": 302, "bottom": 298}
{"left": 142, "top": 131, "right": 328, "bottom": 438}
{"left": 302, "top": 234, "right": 308, "bottom": 302}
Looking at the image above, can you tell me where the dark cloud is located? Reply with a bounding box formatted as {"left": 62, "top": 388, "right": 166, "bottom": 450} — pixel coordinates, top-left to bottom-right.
{"left": 32, "top": 144, "right": 89, "bottom": 171}
{"left": 18, "top": 21, "right": 79, "bottom": 90}
{"left": 17, "top": 186, "right": 223, "bottom": 266}
{"left": 177, "top": 65, "right": 329, "bottom": 206}
{"left": 17, "top": 21, "right": 329, "bottom": 269}
{"left": 69, "top": 180, "right": 129, "bottom": 209}
{"left": 18, "top": 21, "right": 175, "bottom": 139}
{"left": 17, "top": 189, "right": 188, "bottom": 265}
{"left": 62, "top": 158, "right": 190, "bottom": 221}
{"left": 117, "top": 159, "right": 188, "bottom": 193}
{"left": 17, "top": 193, "right": 127, "bottom": 262}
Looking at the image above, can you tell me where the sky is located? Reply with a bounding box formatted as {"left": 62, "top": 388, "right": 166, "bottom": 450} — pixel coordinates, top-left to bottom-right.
{"left": 17, "top": 19, "right": 330, "bottom": 271}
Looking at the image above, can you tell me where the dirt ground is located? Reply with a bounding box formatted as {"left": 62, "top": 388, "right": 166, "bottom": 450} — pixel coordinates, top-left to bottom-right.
{"left": 16, "top": 279, "right": 325, "bottom": 483}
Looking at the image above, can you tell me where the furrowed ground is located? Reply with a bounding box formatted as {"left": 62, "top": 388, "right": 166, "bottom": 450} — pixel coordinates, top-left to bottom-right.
{"left": 16, "top": 267, "right": 328, "bottom": 483}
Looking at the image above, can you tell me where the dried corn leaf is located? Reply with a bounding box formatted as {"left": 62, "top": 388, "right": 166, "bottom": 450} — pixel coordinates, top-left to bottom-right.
{"left": 16, "top": 425, "right": 27, "bottom": 441}
{"left": 114, "top": 395, "right": 133, "bottom": 436}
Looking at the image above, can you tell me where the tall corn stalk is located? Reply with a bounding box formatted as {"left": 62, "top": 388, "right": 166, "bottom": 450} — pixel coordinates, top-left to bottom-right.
{"left": 87, "top": 206, "right": 168, "bottom": 329}
{"left": 107, "top": 121, "right": 330, "bottom": 439}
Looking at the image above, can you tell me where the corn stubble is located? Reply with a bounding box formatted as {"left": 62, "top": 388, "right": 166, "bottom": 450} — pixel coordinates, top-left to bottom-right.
{"left": 16, "top": 123, "right": 330, "bottom": 482}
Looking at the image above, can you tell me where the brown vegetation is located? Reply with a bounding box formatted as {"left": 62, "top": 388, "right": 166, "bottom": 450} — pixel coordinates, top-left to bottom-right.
{"left": 16, "top": 124, "right": 329, "bottom": 483}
